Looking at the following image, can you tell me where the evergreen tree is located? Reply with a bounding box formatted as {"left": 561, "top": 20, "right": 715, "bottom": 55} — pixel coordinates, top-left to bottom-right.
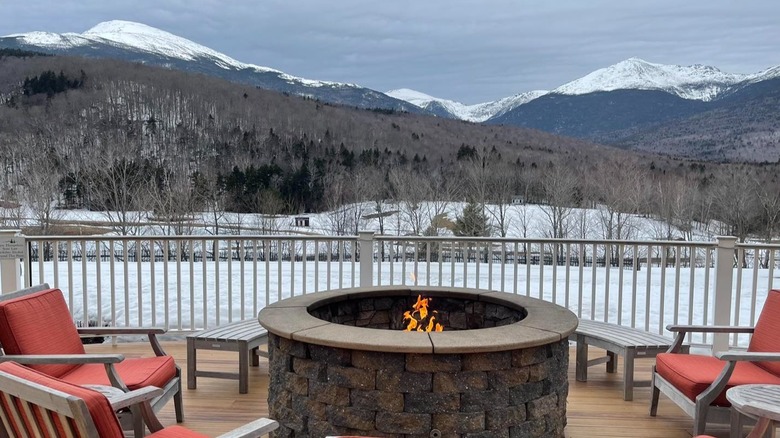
{"left": 454, "top": 202, "right": 490, "bottom": 237}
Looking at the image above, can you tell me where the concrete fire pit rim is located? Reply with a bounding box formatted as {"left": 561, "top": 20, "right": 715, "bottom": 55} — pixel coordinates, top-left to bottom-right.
{"left": 258, "top": 286, "right": 578, "bottom": 353}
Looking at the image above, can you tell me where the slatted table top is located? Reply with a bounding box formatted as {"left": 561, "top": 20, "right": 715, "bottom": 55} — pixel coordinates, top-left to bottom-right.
{"left": 186, "top": 319, "right": 267, "bottom": 343}
{"left": 575, "top": 319, "right": 674, "bottom": 349}
{"left": 727, "top": 384, "right": 780, "bottom": 421}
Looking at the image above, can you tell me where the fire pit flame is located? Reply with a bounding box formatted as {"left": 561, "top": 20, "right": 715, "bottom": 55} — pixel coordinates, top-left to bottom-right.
{"left": 403, "top": 295, "right": 443, "bottom": 332}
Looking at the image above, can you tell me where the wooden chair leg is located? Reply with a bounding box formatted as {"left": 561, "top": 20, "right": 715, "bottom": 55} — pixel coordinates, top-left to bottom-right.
{"left": 650, "top": 367, "right": 660, "bottom": 417}
{"left": 694, "top": 401, "right": 708, "bottom": 436}
{"left": 174, "top": 369, "right": 184, "bottom": 423}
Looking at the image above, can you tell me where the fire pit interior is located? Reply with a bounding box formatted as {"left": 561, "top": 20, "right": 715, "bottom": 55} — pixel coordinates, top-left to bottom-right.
{"left": 258, "top": 286, "right": 578, "bottom": 437}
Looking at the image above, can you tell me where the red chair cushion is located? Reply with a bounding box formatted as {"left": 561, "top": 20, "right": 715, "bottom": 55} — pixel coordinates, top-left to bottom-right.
{"left": 61, "top": 355, "right": 177, "bottom": 389}
{"left": 656, "top": 352, "right": 780, "bottom": 406}
{"left": 0, "top": 361, "right": 123, "bottom": 438}
{"left": 0, "top": 289, "right": 85, "bottom": 377}
{"left": 148, "top": 425, "right": 210, "bottom": 438}
{"left": 748, "top": 289, "right": 780, "bottom": 376}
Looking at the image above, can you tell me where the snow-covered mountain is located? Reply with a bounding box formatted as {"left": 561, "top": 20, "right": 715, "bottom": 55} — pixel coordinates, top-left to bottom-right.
{"left": 390, "top": 58, "right": 780, "bottom": 122}
{"left": 551, "top": 57, "right": 751, "bottom": 101}
{"left": 0, "top": 20, "right": 424, "bottom": 113}
{"left": 386, "top": 88, "right": 547, "bottom": 122}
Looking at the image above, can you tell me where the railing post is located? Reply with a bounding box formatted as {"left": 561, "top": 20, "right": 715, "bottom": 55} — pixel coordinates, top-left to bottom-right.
{"left": 712, "top": 236, "right": 737, "bottom": 353}
{"left": 358, "top": 231, "right": 375, "bottom": 287}
{"left": 0, "top": 230, "right": 24, "bottom": 293}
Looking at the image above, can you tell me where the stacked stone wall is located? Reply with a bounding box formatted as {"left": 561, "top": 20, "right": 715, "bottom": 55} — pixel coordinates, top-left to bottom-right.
{"left": 267, "top": 334, "right": 568, "bottom": 438}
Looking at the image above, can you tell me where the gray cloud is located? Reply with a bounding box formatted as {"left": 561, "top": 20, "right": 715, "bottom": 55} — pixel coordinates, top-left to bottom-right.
{"left": 1, "top": 0, "right": 778, "bottom": 103}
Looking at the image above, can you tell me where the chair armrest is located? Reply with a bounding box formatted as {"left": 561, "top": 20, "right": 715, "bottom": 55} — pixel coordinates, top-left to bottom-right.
{"left": 78, "top": 327, "right": 168, "bottom": 356}
{"left": 0, "top": 354, "right": 132, "bottom": 393}
{"left": 0, "top": 354, "right": 124, "bottom": 365}
{"left": 106, "top": 386, "right": 164, "bottom": 411}
{"left": 694, "top": 350, "right": 780, "bottom": 408}
{"left": 666, "top": 324, "right": 755, "bottom": 334}
{"left": 78, "top": 327, "right": 166, "bottom": 336}
{"left": 216, "top": 418, "right": 279, "bottom": 438}
{"left": 665, "top": 325, "right": 755, "bottom": 353}
{"left": 716, "top": 351, "right": 780, "bottom": 362}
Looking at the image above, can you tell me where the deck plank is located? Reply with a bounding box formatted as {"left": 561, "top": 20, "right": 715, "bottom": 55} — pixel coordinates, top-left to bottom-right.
{"left": 84, "top": 341, "right": 730, "bottom": 437}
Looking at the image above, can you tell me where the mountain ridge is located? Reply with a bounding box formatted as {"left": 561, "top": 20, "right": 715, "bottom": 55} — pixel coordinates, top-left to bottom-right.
{"left": 1, "top": 20, "right": 423, "bottom": 113}
{"left": 4, "top": 20, "right": 780, "bottom": 161}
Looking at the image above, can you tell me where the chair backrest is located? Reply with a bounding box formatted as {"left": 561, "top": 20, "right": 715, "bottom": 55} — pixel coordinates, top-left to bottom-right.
{"left": 0, "top": 287, "right": 85, "bottom": 377}
{"left": 0, "top": 283, "right": 51, "bottom": 304}
{"left": 0, "top": 361, "right": 123, "bottom": 438}
{"left": 748, "top": 289, "right": 780, "bottom": 376}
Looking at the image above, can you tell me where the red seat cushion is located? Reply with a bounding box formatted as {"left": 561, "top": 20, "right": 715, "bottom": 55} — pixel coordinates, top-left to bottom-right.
{"left": 748, "top": 289, "right": 780, "bottom": 376}
{"left": 0, "top": 361, "right": 123, "bottom": 438}
{"left": 0, "top": 288, "right": 85, "bottom": 377}
{"left": 656, "top": 352, "right": 780, "bottom": 406}
{"left": 148, "top": 425, "right": 210, "bottom": 438}
{"left": 61, "top": 355, "right": 177, "bottom": 390}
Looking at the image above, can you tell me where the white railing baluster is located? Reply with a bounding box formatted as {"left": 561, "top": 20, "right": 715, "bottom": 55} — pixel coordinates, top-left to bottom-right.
{"left": 137, "top": 239, "right": 143, "bottom": 327}
{"left": 149, "top": 239, "right": 155, "bottom": 327}
{"left": 122, "top": 240, "right": 128, "bottom": 327}
{"left": 644, "top": 244, "right": 651, "bottom": 332}
{"left": 95, "top": 240, "right": 102, "bottom": 327}
{"left": 590, "top": 243, "right": 596, "bottom": 320}
{"left": 659, "top": 244, "right": 667, "bottom": 335}
{"left": 673, "top": 247, "right": 681, "bottom": 326}
{"left": 604, "top": 244, "right": 611, "bottom": 322}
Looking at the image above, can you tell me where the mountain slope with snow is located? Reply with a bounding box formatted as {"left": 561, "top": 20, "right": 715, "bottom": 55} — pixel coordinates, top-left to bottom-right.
{"left": 386, "top": 88, "right": 547, "bottom": 122}
{"left": 552, "top": 57, "right": 749, "bottom": 101}
{"left": 1, "top": 20, "right": 424, "bottom": 112}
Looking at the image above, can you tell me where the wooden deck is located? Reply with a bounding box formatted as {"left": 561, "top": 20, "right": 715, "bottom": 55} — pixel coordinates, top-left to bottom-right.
{"left": 85, "top": 341, "right": 733, "bottom": 437}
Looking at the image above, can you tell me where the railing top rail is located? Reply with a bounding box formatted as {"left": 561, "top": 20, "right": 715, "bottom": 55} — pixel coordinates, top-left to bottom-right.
{"left": 373, "top": 235, "right": 717, "bottom": 247}
{"left": 23, "top": 234, "right": 357, "bottom": 242}
{"left": 735, "top": 242, "right": 780, "bottom": 250}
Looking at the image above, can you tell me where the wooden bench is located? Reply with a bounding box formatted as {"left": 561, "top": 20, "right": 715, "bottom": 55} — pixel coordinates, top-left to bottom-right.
{"left": 569, "top": 319, "right": 687, "bottom": 401}
{"left": 186, "top": 319, "right": 269, "bottom": 394}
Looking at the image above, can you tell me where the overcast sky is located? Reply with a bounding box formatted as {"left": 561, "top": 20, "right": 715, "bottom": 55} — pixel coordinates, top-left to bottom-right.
{"left": 2, "top": 0, "right": 778, "bottom": 104}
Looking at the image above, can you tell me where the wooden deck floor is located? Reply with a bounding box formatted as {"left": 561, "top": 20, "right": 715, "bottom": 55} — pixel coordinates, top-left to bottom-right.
{"left": 85, "top": 341, "right": 733, "bottom": 437}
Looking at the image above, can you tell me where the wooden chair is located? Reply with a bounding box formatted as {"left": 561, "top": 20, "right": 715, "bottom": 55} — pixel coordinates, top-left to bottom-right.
{"left": 650, "top": 289, "right": 780, "bottom": 436}
{"left": 0, "top": 361, "right": 278, "bottom": 438}
{"left": 0, "top": 284, "right": 183, "bottom": 434}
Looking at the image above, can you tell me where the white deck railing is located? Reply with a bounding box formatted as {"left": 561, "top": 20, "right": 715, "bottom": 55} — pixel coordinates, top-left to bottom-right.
{"left": 2, "top": 232, "right": 776, "bottom": 348}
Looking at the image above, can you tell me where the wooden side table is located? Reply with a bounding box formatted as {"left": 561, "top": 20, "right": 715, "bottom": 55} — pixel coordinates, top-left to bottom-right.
{"left": 727, "top": 384, "right": 780, "bottom": 438}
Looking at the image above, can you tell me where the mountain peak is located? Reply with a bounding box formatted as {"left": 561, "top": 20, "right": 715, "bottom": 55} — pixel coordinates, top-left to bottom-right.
{"left": 84, "top": 20, "right": 162, "bottom": 36}
{"left": 552, "top": 57, "right": 746, "bottom": 101}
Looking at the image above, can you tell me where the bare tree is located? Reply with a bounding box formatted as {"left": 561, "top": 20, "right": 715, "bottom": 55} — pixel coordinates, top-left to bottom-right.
{"left": 20, "top": 153, "right": 64, "bottom": 235}
{"left": 592, "top": 160, "right": 647, "bottom": 241}
{"left": 390, "top": 168, "right": 429, "bottom": 235}
{"left": 148, "top": 171, "right": 197, "bottom": 236}
{"left": 538, "top": 161, "right": 579, "bottom": 238}
{"left": 711, "top": 172, "right": 759, "bottom": 243}
{"left": 485, "top": 163, "right": 517, "bottom": 237}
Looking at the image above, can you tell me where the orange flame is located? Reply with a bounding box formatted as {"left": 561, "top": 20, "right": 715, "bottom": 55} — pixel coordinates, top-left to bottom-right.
{"left": 403, "top": 295, "right": 444, "bottom": 332}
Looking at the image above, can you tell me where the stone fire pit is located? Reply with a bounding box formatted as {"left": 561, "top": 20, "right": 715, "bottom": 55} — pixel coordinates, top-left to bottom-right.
{"left": 258, "top": 286, "right": 578, "bottom": 437}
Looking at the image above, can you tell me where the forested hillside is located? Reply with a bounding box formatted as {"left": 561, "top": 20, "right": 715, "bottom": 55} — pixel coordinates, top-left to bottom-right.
{"left": 1, "top": 53, "right": 779, "bottom": 243}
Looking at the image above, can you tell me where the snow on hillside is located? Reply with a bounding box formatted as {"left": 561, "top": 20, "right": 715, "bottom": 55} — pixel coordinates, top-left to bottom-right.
{"left": 45, "top": 200, "right": 716, "bottom": 243}
{"left": 386, "top": 88, "right": 547, "bottom": 122}
{"left": 5, "top": 20, "right": 357, "bottom": 89}
{"left": 552, "top": 57, "right": 748, "bottom": 101}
